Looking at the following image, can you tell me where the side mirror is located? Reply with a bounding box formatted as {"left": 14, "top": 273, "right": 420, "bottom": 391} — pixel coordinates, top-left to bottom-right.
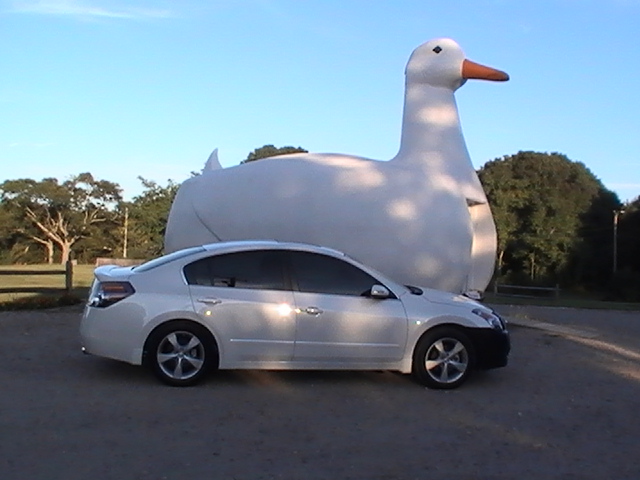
{"left": 370, "top": 284, "right": 391, "bottom": 299}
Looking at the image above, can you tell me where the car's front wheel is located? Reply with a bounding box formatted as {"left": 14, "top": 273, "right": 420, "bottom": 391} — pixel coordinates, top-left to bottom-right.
{"left": 412, "top": 327, "right": 475, "bottom": 389}
{"left": 145, "top": 321, "right": 217, "bottom": 386}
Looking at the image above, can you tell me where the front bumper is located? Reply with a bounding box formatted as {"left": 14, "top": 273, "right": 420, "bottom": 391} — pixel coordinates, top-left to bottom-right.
{"left": 465, "top": 327, "right": 510, "bottom": 370}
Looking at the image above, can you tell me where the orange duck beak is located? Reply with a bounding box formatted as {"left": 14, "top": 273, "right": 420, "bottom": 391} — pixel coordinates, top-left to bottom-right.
{"left": 462, "top": 59, "right": 509, "bottom": 82}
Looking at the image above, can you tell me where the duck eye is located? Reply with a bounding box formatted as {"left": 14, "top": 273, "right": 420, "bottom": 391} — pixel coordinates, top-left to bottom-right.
{"left": 432, "top": 46, "right": 442, "bottom": 54}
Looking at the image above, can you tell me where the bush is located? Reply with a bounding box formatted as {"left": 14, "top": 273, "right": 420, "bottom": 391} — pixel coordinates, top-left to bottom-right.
{"left": 603, "top": 269, "right": 640, "bottom": 302}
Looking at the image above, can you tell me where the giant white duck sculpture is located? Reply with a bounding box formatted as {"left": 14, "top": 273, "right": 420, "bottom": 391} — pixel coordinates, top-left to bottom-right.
{"left": 164, "top": 38, "right": 509, "bottom": 296}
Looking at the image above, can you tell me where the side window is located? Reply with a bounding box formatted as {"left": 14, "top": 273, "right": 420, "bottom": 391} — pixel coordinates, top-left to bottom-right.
{"left": 290, "top": 251, "right": 378, "bottom": 296}
{"left": 184, "top": 250, "right": 287, "bottom": 291}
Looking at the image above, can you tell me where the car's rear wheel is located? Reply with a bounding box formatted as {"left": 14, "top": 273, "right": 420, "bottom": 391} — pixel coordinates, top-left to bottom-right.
{"left": 146, "top": 321, "right": 217, "bottom": 386}
{"left": 412, "top": 327, "right": 475, "bottom": 389}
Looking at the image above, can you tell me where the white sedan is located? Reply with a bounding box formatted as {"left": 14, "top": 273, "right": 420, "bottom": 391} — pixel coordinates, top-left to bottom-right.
{"left": 80, "top": 241, "right": 509, "bottom": 389}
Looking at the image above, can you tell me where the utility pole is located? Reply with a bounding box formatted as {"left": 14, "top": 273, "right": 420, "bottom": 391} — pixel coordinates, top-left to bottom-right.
{"left": 123, "top": 207, "right": 129, "bottom": 259}
{"left": 613, "top": 209, "right": 624, "bottom": 274}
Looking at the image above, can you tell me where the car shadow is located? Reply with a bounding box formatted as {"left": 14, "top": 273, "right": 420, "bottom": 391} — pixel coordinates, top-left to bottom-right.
{"left": 79, "top": 357, "right": 507, "bottom": 391}
{"left": 209, "top": 369, "right": 411, "bottom": 387}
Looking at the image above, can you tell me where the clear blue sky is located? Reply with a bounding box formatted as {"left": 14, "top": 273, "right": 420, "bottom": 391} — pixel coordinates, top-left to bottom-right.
{"left": 1, "top": 0, "right": 639, "bottom": 202}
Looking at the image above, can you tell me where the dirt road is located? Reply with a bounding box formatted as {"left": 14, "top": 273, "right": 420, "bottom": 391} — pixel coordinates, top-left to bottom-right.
{"left": 1, "top": 305, "right": 639, "bottom": 479}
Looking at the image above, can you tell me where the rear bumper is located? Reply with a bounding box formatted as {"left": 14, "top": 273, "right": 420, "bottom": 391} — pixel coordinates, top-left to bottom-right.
{"left": 80, "top": 304, "right": 145, "bottom": 365}
{"left": 465, "top": 327, "right": 510, "bottom": 370}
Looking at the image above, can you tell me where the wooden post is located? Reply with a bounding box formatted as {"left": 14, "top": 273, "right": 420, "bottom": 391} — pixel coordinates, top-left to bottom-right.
{"left": 65, "top": 260, "right": 74, "bottom": 293}
{"left": 123, "top": 206, "right": 129, "bottom": 259}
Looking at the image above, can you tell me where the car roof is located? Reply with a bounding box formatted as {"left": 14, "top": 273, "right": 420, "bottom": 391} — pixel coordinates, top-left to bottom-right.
{"left": 200, "top": 240, "right": 346, "bottom": 258}
{"left": 130, "top": 241, "right": 353, "bottom": 277}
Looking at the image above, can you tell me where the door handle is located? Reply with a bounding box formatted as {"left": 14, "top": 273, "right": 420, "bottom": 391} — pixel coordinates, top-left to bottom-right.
{"left": 197, "top": 298, "right": 222, "bottom": 305}
{"left": 302, "top": 306, "right": 323, "bottom": 315}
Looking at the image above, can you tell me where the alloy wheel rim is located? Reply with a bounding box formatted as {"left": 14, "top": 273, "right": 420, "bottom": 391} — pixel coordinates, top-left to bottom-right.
{"left": 425, "top": 337, "right": 469, "bottom": 384}
{"left": 156, "top": 331, "right": 205, "bottom": 380}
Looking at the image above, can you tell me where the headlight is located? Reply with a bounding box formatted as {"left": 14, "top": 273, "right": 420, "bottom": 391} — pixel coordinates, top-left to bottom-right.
{"left": 472, "top": 308, "right": 505, "bottom": 330}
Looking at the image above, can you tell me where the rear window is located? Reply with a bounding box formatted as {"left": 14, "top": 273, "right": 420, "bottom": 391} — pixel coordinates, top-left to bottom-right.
{"left": 184, "top": 250, "right": 287, "bottom": 290}
{"left": 134, "top": 246, "right": 206, "bottom": 273}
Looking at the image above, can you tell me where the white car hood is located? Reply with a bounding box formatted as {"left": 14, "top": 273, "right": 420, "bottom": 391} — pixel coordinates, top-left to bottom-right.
{"left": 419, "top": 287, "right": 483, "bottom": 309}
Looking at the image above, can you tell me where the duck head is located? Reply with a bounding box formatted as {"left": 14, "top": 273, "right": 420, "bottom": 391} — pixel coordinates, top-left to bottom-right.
{"left": 406, "top": 38, "right": 509, "bottom": 90}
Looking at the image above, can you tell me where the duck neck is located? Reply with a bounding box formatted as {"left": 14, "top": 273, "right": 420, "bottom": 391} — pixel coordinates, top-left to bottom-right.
{"left": 392, "top": 82, "right": 470, "bottom": 174}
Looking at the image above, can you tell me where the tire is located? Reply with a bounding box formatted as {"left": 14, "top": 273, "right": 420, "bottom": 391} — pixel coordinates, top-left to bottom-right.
{"left": 145, "top": 321, "right": 218, "bottom": 387}
{"left": 412, "top": 326, "right": 475, "bottom": 389}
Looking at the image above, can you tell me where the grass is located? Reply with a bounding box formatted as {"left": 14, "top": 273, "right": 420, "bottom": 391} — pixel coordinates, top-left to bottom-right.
{"left": 0, "top": 264, "right": 96, "bottom": 310}
{"left": 484, "top": 292, "right": 640, "bottom": 311}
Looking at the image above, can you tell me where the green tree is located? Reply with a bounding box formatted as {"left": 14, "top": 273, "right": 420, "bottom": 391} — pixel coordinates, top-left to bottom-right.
{"left": 242, "top": 144, "right": 308, "bottom": 163}
{"left": 125, "top": 177, "right": 179, "bottom": 259}
{"left": 71, "top": 215, "right": 122, "bottom": 263}
{"left": 0, "top": 174, "right": 122, "bottom": 264}
{"left": 619, "top": 196, "right": 640, "bottom": 273}
{"left": 0, "top": 201, "right": 35, "bottom": 263}
{"left": 479, "top": 151, "right": 621, "bottom": 286}
{"left": 610, "top": 196, "right": 640, "bottom": 300}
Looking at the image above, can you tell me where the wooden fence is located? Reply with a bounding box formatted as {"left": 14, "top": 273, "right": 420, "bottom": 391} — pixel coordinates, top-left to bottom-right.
{"left": 95, "top": 257, "right": 144, "bottom": 267}
{"left": 493, "top": 283, "right": 560, "bottom": 299}
{"left": 0, "top": 261, "right": 74, "bottom": 295}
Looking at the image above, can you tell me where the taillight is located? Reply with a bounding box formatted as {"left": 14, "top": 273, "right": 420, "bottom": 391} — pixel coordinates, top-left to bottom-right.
{"left": 88, "top": 281, "right": 135, "bottom": 308}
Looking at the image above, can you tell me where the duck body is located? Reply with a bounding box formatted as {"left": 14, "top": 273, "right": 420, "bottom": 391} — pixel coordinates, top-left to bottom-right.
{"left": 164, "top": 38, "right": 508, "bottom": 295}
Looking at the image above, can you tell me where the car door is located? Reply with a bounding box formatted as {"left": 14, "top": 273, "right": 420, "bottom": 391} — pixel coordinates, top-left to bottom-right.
{"left": 289, "top": 251, "right": 408, "bottom": 364}
{"left": 185, "top": 250, "right": 296, "bottom": 364}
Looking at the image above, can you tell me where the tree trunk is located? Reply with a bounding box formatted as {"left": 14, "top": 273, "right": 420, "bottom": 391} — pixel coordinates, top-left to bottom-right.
{"left": 45, "top": 241, "right": 54, "bottom": 264}
{"left": 28, "top": 235, "right": 56, "bottom": 264}
{"left": 530, "top": 253, "right": 536, "bottom": 280}
{"left": 60, "top": 242, "right": 72, "bottom": 264}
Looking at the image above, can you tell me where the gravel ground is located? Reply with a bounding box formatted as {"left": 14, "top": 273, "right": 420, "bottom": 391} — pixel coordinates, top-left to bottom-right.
{"left": 1, "top": 304, "right": 639, "bottom": 480}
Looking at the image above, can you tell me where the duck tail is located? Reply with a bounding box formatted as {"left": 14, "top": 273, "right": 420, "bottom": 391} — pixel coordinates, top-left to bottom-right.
{"left": 203, "top": 148, "right": 222, "bottom": 171}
